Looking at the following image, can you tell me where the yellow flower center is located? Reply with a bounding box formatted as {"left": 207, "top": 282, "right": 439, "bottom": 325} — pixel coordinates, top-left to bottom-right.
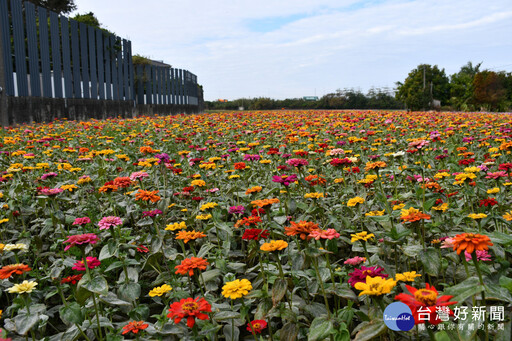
{"left": 182, "top": 302, "right": 198, "bottom": 311}
{"left": 414, "top": 289, "right": 438, "bottom": 306}
{"left": 253, "top": 323, "right": 261, "bottom": 329}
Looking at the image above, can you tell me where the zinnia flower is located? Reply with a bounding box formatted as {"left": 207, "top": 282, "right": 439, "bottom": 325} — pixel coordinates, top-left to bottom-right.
{"left": 344, "top": 256, "right": 366, "bottom": 266}
{"left": 130, "top": 171, "right": 149, "bottom": 180}
{"left": 98, "top": 216, "right": 123, "bottom": 230}
{"left": 228, "top": 205, "right": 245, "bottom": 214}
{"left": 452, "top": 232, "right": 493, "bottom": 255}
{"left": 175, "top": 230, "right": 207, "bottom": 243}
{"left": 395, "top": 283, "right": 457, "bottom": 325}
{"left": 222, "top": 279, "right": 252, "bottom": 299}
{"left": 175, "top": 257, "right": 209, "bottom": 276}
{"left": 348, "top": 266, "right": 388, "bottom": 287}
{"left": 63, "top": 233, "right": 99, "bottom": 251}
{"left": 247, "top": 320, "right": 267, "bottom": 334}
{"left": 6, "top": 280, "right": 37, "bottom": 294}
{"left": 0, "top": 263, "right": 31, "bottom": 279}
{"left": 395, "top": 271, "right": 422, "bottom": 282}
{"left": 354, "top": 276, "right": 396, "bottom": 296}
{"left": 72, "top": 257, "right": 101, "bottom": 271}
{"left": 122, "top": 321, "right": 149, "bottom": 335}
{"left": 72, "top": 217, "right": 91, "bottom": 226}
{"left": 260, "top": 240, "right": 288, "bottom": 252}
{"left": 465, "top": 249, "right": 491, "bottom": 262}
{"left": 350, "top": 231, "right": 374, "bottom": 243}
{"left": 149, "top": 284, "right": 172, "bottom": 297}
{"left": 284, "top": 221, "right": 320, "bottom": 240}
{"left": 242, "top": 228, "right": 269, "bottom": 240}
{"left": 309, "top": 228, "right": 340, "bottom": 240}
{"left": 135, "top": 189, "right": 161, "bottom": 203}
{"left": 61, "top": 274, "right": 83, "bottom": 284}
{"left": 167, "top": 297, "right": 211, "bottom": 328}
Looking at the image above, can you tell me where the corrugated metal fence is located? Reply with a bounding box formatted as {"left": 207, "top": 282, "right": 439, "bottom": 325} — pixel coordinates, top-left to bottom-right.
{"left": 0, "top": 0, "right": 200, "bottom": 125}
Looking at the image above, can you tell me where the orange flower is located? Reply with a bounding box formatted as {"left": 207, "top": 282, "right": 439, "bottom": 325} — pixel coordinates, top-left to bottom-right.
{"left": 234, "top": 162, "right": 246, "bottom": 170}
{"left": 452, "top": 233, "right": 493, "bottom": 255}
{"left": 234, "top": 216, "right": 262, "bottom": 228}
{"left": 139, "top": 146, "right": 156, "bottom": 154}
{"left": 122, "top": 321, "right": 149, "bottom": 335}
{"left": 113, "top": 177, "right": 132, "bottom": 188}
{"left": 135, "top": 189, "right": 161, "bottom": 203}
{"left": 98, "top": 182, "right": 118, "bottom": 193}
{"left": 246, "top": 186, "right": 262, "bottom": 195}
{"left": 305, "top": 175, "right": 326, "bottom": 186}
{"left": 284, "top": 221, "right": 320, "bottom": 240}
{"left": 400, "top": 207, "right": 431, "bottom": 222}
{"left": 0, "top": 263, "right": 31, "bottom": 279}
{"left": 175, "top": 257, "right": 209, "bottom": 276}
{"left": 175, "top": 230, "right": 207, "bottom": 243}
{"left": 251, "top": 198, "right": 280, "bottom": 208}
{"left": 365, "top": 161, "right": 387, "bottom": 172}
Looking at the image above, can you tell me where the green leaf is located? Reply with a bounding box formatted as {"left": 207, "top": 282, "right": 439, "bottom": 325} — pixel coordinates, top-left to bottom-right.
{"left": 118, "top": 282, "right": 141, "bottom": 302}
{"left": 274, "top": 215, "right": 288, "bottom": 225}
{"left": 272, "top": 278, "right": 288, "bottom": 306}
{"left": 223, "top": 322, "right": 240, "bottom": 341}
{"left": 435, "top": 331, "right": 451, "bottom": 341}
{"left": 499, "top": 276, "right": 512, "bottom": 294}
{"left": 59, "top": 302, "right": 84, "bottom": 325}
{"left": 443, "top": 277, "right": 483, "bottom": 303}
{"left": 423, "top": 197, "right": 438, "bottom": 211}
{"left": 79, "top": 275, "right": 108, "bottom": 295}
{"left": 420, "top": 247, "right": 441, "bottom": 276}
{"left": 99, "top": 244, "right": 114, "bottom": 260}
{"left": 214, "top": 311, "right": 241, "bottom": 321}
{"left": 99, "top": 292, "right": 132, "bottom": 306}
{"left": 353, "top": 320, "right": 386, "bottom": 341}
{"left": 202, "top": 269, "right": 222, "bottom": 282}
{"left": 280, "top": 322, "right": 299, "bottom": 341}
{"left": 402, "top": 244, "right": 423, "bottom": 257}
{"left": 308, "top": 316, "right": 334, "bottom": 341}
{"left": 14, "top": 313, "right": 39, "bottom": 335}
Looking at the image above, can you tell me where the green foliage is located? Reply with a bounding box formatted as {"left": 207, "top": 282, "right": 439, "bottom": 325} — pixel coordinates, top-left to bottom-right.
{"left": 26, "top": 0, "right": 76, "bottom": 14}
{"left": 449, "top": 61, "right": 481, "bottom": 111}
{"left": 71, "top": 12, "right": 116, "bottom": 36}
{"left": 395, "top": 64, "right": 450, "bottom": 111}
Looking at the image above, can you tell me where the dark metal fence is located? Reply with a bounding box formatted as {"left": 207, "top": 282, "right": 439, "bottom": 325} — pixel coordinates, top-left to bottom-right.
{"left": 0, "top": 0, "right": 201, "bottom": 126}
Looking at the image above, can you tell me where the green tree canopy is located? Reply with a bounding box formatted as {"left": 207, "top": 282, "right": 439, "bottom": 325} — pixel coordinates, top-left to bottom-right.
{"left": 396, "top": 64, "right": 450, "bottom": 111}
{"left": 449, "top": 61, "right": 481, "bottom": 111}
{"left": 473, "top": 71, "right": 507, "bottom": 111}
{"left": 26, "top": 0, "right": 76, "bottom": 14}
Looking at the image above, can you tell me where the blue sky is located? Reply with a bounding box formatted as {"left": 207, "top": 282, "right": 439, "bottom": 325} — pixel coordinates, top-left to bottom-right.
{"left": 73, "top": 0, "right": 512, "bottom": 101}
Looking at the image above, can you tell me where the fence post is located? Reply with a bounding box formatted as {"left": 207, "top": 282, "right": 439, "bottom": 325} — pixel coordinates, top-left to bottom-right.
{"left": 0, "top": 2, "right": 8, "bottom": 127}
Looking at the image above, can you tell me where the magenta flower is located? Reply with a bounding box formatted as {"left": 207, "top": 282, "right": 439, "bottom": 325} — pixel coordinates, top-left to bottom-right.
{"left": 348, "top": 266, "right": 388, "bottom": 287}
{"left": 228, "top": 205, "right": 245, "bottom": 214}
{"left": 243, "top": 154, "right": 260, "bottom": 161}
{"left": 465, "top": 250, "right": 491, "bottom": 262}
{"left": 41, "top": 172, "right": 58, "bottom": 180}
{"left": 272, "top": 174, "right": 298, "bottom": 186}
{"left": 309, "top": 228, "right": 340, "bottom": 240}
{"left": 73, "top": 217, "right": 91, "bottom": 226}
{"left": 98, "top": 216, "right": 123, "bottom": 230}
{"left": 129, "top": 171, "right": 149, "bottom": 181}
{"left": 485, "top": 171, "right": 508, "bottom": 179}
{"left": 344, "top": 256, "right": 367, "bottom": 266}
{"left": 142, "top": 209, "right": 163, "bottom": 217}
{"left": 72, "top": 257, "right": 101, "bottom": 271}
{"left": 286, "top": 158, "right": 309, "bottom": 167}
{"left": 40, "top": 187, "right": 64, "bottom": 196}
{"left": 63, "top": 233, "right": 99, "bottom": 251}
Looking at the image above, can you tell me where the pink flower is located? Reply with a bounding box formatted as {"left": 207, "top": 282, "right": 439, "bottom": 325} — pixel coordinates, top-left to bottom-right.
{"left": 348, "top": 266, "right": 388, "bottom": 287}
{"left": 408, "top": 139, "right": 429, "bottom": 149}
{"left": 440, "top": 237, "right": 455, "bottom": 249}
{"left": 465, "top": 250, "right": 491, "bottom": 262}
{"left": 63, "top": 233, "right": 99, "bottom": 251}
{"left": 73, "top": 217, "right": 91, "bottom": 226}
{"left": 41, "top": 172, "right": 58, "bottom": 180}
{"left": 40, "top": 187, "right": 64, "bottom": 196}
{"left": 129, "top": 171, "right": 149, "bottom": 181}
{"left": 344, "top": 256, "right": 366, "bottom": 266}
{"left": 72, "top": 257, "right": 101, "bottom": 271}
{"left": 286, "top": 158, "right": 309, "bottom": 167}
{"left": 243, "top": 154, "right": 260, "bottom": 161}
{"left": 309, "top": 228, "right": 341, "bottom": 240}
{"left": 485, "top": 171, "right": 508, "bottom": 179}
{"left": 98, "top": 216, "right": 123, "bottom": 230}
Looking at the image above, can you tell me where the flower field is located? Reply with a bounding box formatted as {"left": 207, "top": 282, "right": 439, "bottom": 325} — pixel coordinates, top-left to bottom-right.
{"left": 0, "top": 110, "right": 511, "bottom": 340}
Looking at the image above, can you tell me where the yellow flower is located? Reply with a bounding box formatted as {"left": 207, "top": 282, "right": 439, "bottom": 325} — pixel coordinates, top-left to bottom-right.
{"left": 432, "top": 203, "right": 449, "bottom": 212}
{"left": 165, "top": 222, "right": 187, "bottom": 231}
{"left": 334, "top": 178, "right": 344, "bottom": 183}
{"left": 7, "top": 280, "right": 37, "bottom": 294}
{"left": 400, "top": 207, "right": 420, "bottom": 218}
{"left": 259, "top": 159, "right": 272, "bottom": 164}
{"left": 347, "top": 197, "right": 365, "bottom": 207}
{"left": 354, "top": 276, "right": 396, "bottom": 296}
{"left": 200, "top": 202, "right": 218, "bottom": 211}
{"left": 0, "top": 218, "right": 8, "bottom": 224}
{"left": 350, "top": 231, "right": 375, "bottom": 243}
{"left": 196, "top": 214, "right": 212, "bottom": 220}
{"left": 260, "top": 240, "right": 288, "bottom": 252}
{"left": 503, "top": 182, "right": 512, "bottom": 186}
{"left": 395, "top": 271, "right": 422, "bottom": 282}
{"left": 393, "top": 203, "right": 405, "bottom": 210}
{"left": 0, "top": 192, "right": 3, "bottom": 199}
{"left": 77, "top": 176, "right": 91, "bottom": 185}
{"left": 148, "top": 284, "right": 172, "bottom": 297}
{"left": 502, "top": 211, "right": 512, "bottom": 221}
{"left": 434, "top": 172, "right": 450, "bottom": 179}
{"left": 464, "top": 167, "right": 480, "bottom": 173}
{"left": 365, "top": 210, "right": 385, "bottom": 217}
{"left": 304, "top": 192, "right": 324, "bottom": 199}
{"left": 487, "top": 187, "right": 499, "bottom": 194}
{"left": 229, "top": 175, "right": 240, "bottom": 179}
{"left": 468, "top": 213, "right": 487, "bottom": 219}
{"left": 222, "top": 279, "right": 252, "bottom": 299}
{"left": 61, "top": 184, "right": 78, "bottom": 192}
{"left": 191, "top": 180, "right": 206, "bottom": 187}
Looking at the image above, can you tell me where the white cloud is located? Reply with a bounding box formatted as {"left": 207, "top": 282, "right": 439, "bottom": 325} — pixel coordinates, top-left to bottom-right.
{"left": 74, "top": 0, "right": 512, "bottom": 100}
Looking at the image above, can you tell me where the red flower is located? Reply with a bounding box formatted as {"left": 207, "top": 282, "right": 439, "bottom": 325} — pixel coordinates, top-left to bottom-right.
{"left": 167, "top": 297, "right": 212, "bottom": 328}
{"left": 0, "top": 264, "right": 31, "bottom": 279}
{"left": 242, "top": 228, "right": 270, "bottom": 240}
{"left": 247, "top": 320, "right": 267, "bottom": 334}
{"left": 137, "top": 244, "right": 149, "bottom": 253}
{"left": 122, "top": 321, "right": 149, "bottom": 335}
{"left": 174, "top": 257, "right": 209, "bottom": 276}
{"left": 61, "top": 274, "right": 83, "bottom": 284}
{"left": 479, "top": 198, "right": 498, "bottom": 207}
{"left": 395, "top": 283, "right": 457, "bottom": 325}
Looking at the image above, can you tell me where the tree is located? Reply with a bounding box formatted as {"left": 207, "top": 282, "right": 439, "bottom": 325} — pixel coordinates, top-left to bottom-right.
{"left": 473, "top": 71, "right": 507, "bottom": 111}
{"left": 26, "top": 0, "right": 76, "bottom": 14}
{"left": 449, "top": 61, "right": 481, "bottom": 111}
{"left": 396, "top": 64, "right": 450, "bottom": 111}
